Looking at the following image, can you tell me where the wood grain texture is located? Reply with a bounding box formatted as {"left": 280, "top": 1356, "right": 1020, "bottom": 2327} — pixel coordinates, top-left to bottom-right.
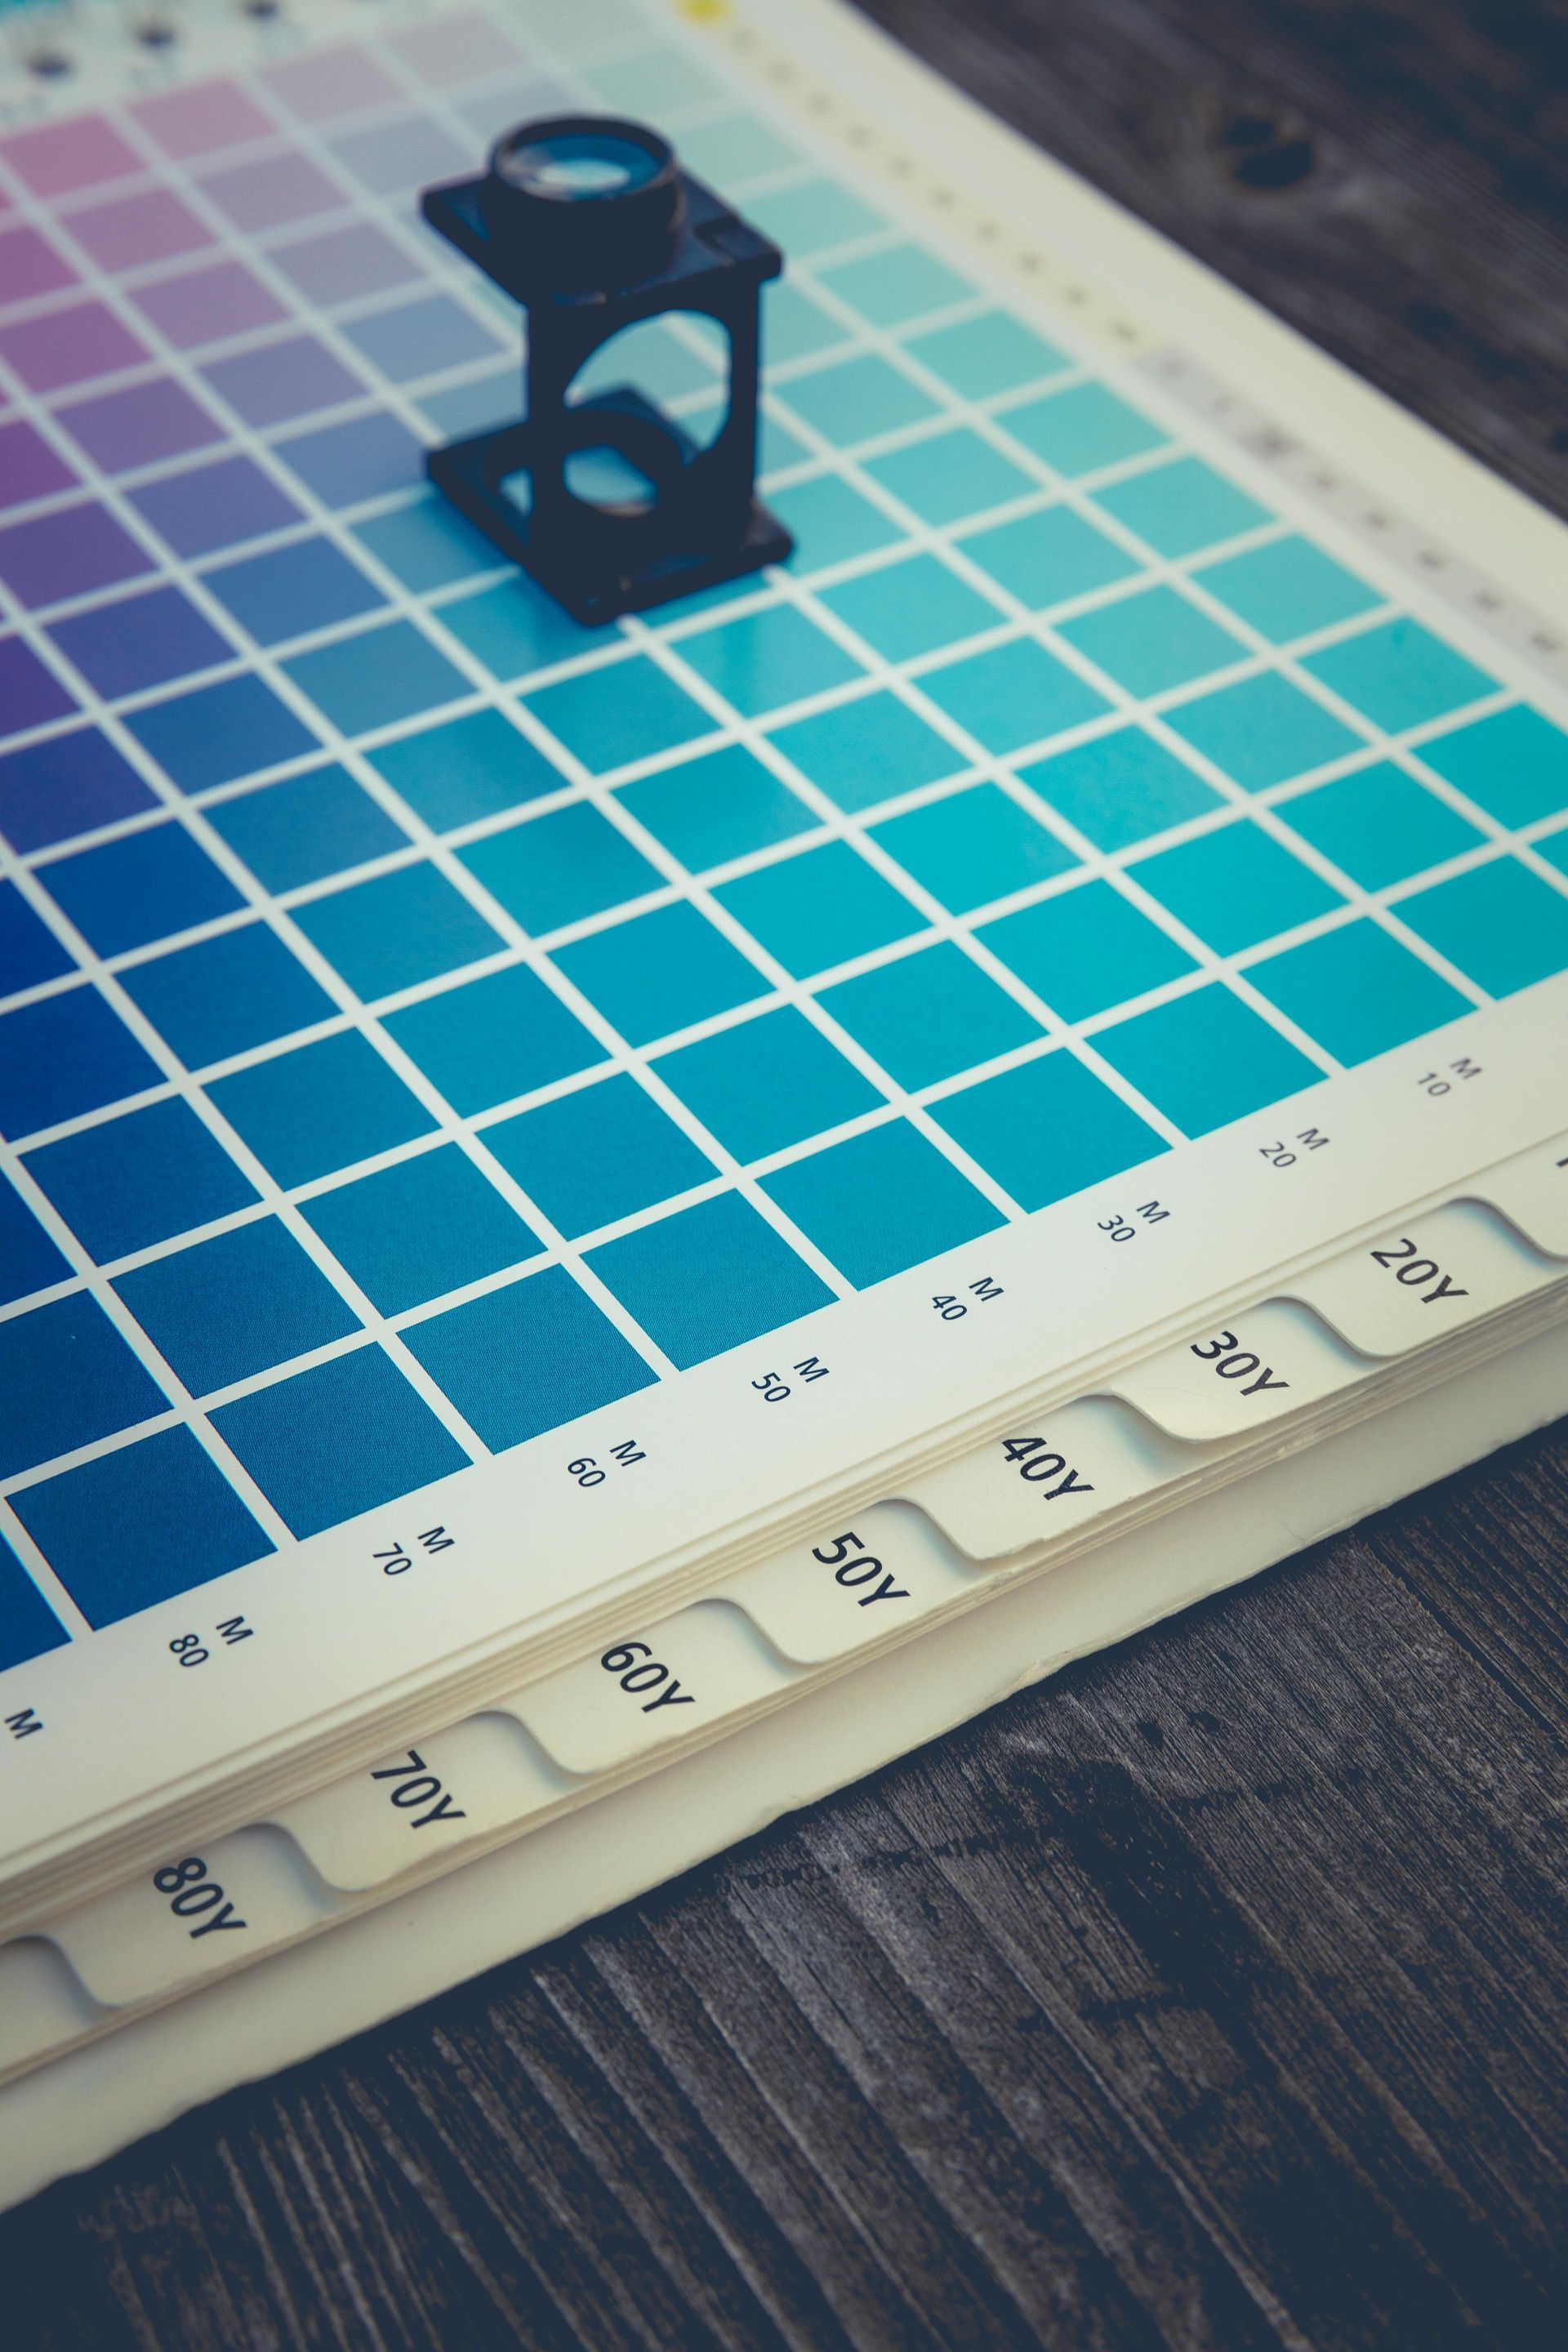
{"left": 7, "top": 5, "right": 1568, "bottom": 2344}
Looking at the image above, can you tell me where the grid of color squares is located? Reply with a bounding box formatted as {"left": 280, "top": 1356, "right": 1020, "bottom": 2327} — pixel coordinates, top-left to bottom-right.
{"left": 3, "top": 0, "right": 1568, "bottom": 1667}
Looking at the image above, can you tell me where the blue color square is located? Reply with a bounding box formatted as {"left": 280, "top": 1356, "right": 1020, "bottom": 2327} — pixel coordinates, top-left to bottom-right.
{"left": 207, "top": 1031, "right": 432, "bottom": 1188}
{"left": 1246, "top": 920, "right": 1470, "bottom": 1066}
{"left": 128, "top": 454, "right": 301, "bottom": 561}
{"left": 819, "top": 555, "right": 1000, "bottom": 664}
{"left": 1396, "top": 857, "right": 1568, "bottom": 998}
{"left": 119, "top": 921, "right": 336, "bottom": 1067}
{"left": 203, "top": 536, "right": 384, "bottom": 648}
{"left": 1415, "top": 704, "right": 1568, "bottom": 829}
{"left": 958, "top": 506, "right": 1140, "bottom": 610}
{"left": 0, "top": 1169, "right": 69, "bottom": 1305}
{"left": 304, "top": 1145, "right": 540, "bottom": 1315}
{"left": 1020, "top": 727, "right": 1223, "bottom": 852}
{"left": 747, "top": 177, "right": 888, "bottom": 255}
{"left": 1131, "top": 819, "right": 1343, "bottom": 954}
{"left": 675, "top": 603, "right": 865, "bottom": 720}
{"left": 1000, "top": 383, "right": 1168, "bottom": 477}
{"left": 0, "top": 726, "right": 157, "bottom": 855}
{"left": 114, "top": 1217, "right": 360, "bottom": 1394}
{"left": 403, "top": 1264, "right": 655, "bottom": 1450}
{"left": 0, "top": 633, "right": 70, "bottom": 735}
{"left": 918, "top": 636, "right": 1109, "bottom": 755}
{"left": 863, "top": 428, "right": 1036, "bottom": 528}
{"left": 293, "top": 862, "right": 503, "bottom": 1001}
{"left": 617, "top": 744, "right": 814, "bottom": 871}
{"left": 0, "top": 1291, "right": 167, "bottom": 1477}
{"left": 780, "top": 354, "right": 939, "bottom": 446}
{"left": 206, "top": 765, "right": 408, "bottom": 893}
{"left": 768, "top": 690, "right": 963, "bottom": 815}
{"left": 1193, "top": 536, "right": 1382, "bottom": 644}
{"left": 765, "top": 1119, "right": 1001, "bottom": 1288}
{"left": 1163, "top": 671, "right": 1365, "bottom": 791}
{"left": 1278, "top": 762, "right": 1484, "bottom": 889}
{"left": 125, "top": 672, "right": 321, "bottom": 794}
{"left": 978, "top": 880, "right": 1196, "bottom": 1020}
{"left": 552, "top": 902, "right": 767, "bottom": 1046}
{"left": 0, "top": 987, "right": 159, "bottom": 1139}
{"left": 586, "top": 1191, "right": 832, "bottom": 1368}
{"left": 483, "top": 1071, "right": 715, "bottom": 1238}
{"left": 1056, "top": 584, "right": 1248, "bottom": 698}
{"left": 0, "top": 880, "right": 71, "bottom": 998}
{"left": 932, "top": 1048, "right": 1167, "bottom": 1210}
{"left": 40, "top": 820, "right": 242, "bottom": 957}
{"left": 902, "top": 310, "right": 1068, "bottom": 401}
{"left": 653, "top": 1005, "right": 881, "bottom": 1161}
{"left": 48, "top": 586, "right": 232, "bottom": 700}
{"left": 816, "top": 242, "right": 973, "bottom": 327}
{"left": 870, "top": 781, "right": 1076, "bottom": 914}
{"left": 274, "top": 411, "right": 425, "bottom": 510}
{"left": 0, "top": 1536, "right": 67, "bottom": 1672}
{"left": 352, "top": 496, "right": 499, "bottom": 595}
{"left": 1095, "top": 985, "right": 1322, "bottom": 1135}
{"left": 439, "top": 575, "right": 612, "bottom": 683}
{"left": 382, "top": 962, "right": 602, "bottom": 1117}
{"left": 341, "top": 292, "right": 505, "bottom": 383}
{"left": 766, "top": 473, "right": 902, "bottom": 570}
{"left": 11, "top": 1425, "right": 271, "bottom": 1629}
{"left": 1302, "top": 618, "right": 1496, "bottom": 734}
{"left": 1091, "top": 457, "right": 1273, "bottom": 559}
{"left": 817, "top": 941, "right": 1041, "bottom": 1088}
{"left": 460, "top": 803, "right": 661, "bottom": 936}
{"left": 212, "top": 1346, "right": 469, "bottom": 1539}
{"left": 24, "top": 1096, "right": 257, "bottom": 1262}
{"left": 284, "top": 620, "right": 470, "bottom": 737}
{"left": 526, "top": 656, "right": 712, "bottom": 775}
{"left": 368, "top": 708, "right": 564, "bottom": 831}
{"left": 715, "top": 841, "right": 924, "bottom": 979}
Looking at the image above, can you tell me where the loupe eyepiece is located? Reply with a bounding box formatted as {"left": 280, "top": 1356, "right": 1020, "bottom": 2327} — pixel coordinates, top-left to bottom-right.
{"left": 484, "top": 114, "right": 684, "bottom": 290}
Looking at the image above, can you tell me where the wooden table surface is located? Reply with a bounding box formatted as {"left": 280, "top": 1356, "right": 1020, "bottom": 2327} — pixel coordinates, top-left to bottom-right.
{"left": 9, "top": 5, "right": 1568, "bottom": 2344}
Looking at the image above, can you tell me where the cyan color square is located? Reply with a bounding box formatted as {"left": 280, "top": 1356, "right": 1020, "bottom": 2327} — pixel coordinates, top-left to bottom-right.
{"left": 0, "top": 1291, "right": 167, "bottom": 1477}
{"left": 483, "top": 1071, "right": 715, "bottom": 1238}
{"left": 0, "top": 880, "right": 71, "bottom": 997}
{"left": 1279, "top": 762, "right": 1484, "bottom": 889}
{"left": 203, "top": 535, "right": 383, "bottom": 647}
{"left": 0, "top": 1535, "right": 66, "bottom": 1672}
{"left": 212, "top": 1344, "right": 469, "bottom": 1539}
{"left": 768, "top": 689, "right": 963, "bottom": 815}
{"left": 818, "top": 554, "right": 1000, "bottom": 664}
{"left": 780, "top": 354, "right": 939, "bottom": 446}
{"left": 917, "top": 636, "right": 1109, "bottom": 755}
{"left": 617, "top": 744, "right": 814, "bottom": 871}
{"left": 207, "top": 1030, "right": 432, "bottom": 1187}
{"left": 1193, "top": 535, "right": 1381, "bottom": 644}
{"left": 1163, "top": 671, "right": 1364, "bottom": 791}
{"left": 1396, "top": 857, "right": 1568, "bottom": 997}
{"left": 587, "top": 1191, "right": 833, "bottom": 1369}
{"left": 1057, "top": 584, "right": 1248, "bottom": 698}
{"left": 206, "top": 765, "right": 408, "bottom": 893}
{"left": 1302, "top": 618, "right": 1496, "bottom": 734}
{"left": 382, "top": 963, "right": 603, "bottom": 1116}
{"left": 368, "top": 708, "right": 564, "bottom": 832}
{"left": 403, "top": 1264, "right": 656, "bottom": 1450}
{"left": 120, "top": 921, "right": 336, "bottom": 1067}
{"left": 1000, "top": 383, "right": 1167, "bottom": 477}
{"left": 294, "top": 861, "right": 504, "bottom": 1000}
{"left": 352, "top": 495, "right": 499, "bottom": 594}
{"left": 715, "top": 841, "right": 924, "bottom": 978}
{"left": 746, "top": 176, "right": 888, "bottom": 255}
{"left": 1415, "top": 704, "right": 1568, "bottom": 829}
{"left": 24, "top": 1095, "right": 257, "bottom": 1262}
{"left": 978, "top": 880, "right": 1196, "bottom": 1021}
{"left": 438, "top": 573, "right": 612, "bottom": 681}
{"left": 958, "top": 506, "right": 1140, "bottom": 610}
{"left": 931, "top": 1047, "right": 1166, "bottom": 1211}
{"left": 1090, "top": 457, "right": 1273, "bottom": 559}
{"left": 1132, "top": 818, "right": 1343, "bottom": 954}
{"left": 679, "top": 109, "right": 803, "bottom": 185}
{"left": 125, "top": 672, "right": 321, "bottom": 793}
{"left": 41, "top": 820, "right": 242, "bottom": 957}
{"left": 553, "top": 901, "right": 768, "bottom": 1045}
{"left": 764, "top": 1119, "right": 1001, "bottom": 1288}
{"left": 901, "top": 309, "right": 1068, "bottom": 402}
{"left": 0, "top": 1171, "right": 69, "bottom": 1305}
{"left": 1246, "top": 920, "right": 1469, "bottom": 1066}
{"left": 1020, "top": 727, "right": 1222, "bottom": 851}
{"left": 863, "top": 427, "right": 1036, "bottom": 528}
{"left": 114, "top": 1215, "right": 360, "bottom": 1394}
{"left": 675, "top": 600, "right": 865, "bottom": 719}
{"left": 814, "top": 242, "right": 973, "bottom": 328}
{"left": 760, "top": 279, "right": 849, "bottom": 363}
{"left": 304, "top": 1144, "right": 540, "bottom": 1315}
{"left": 284, "top": 619, "right": 471, "bottom": 737}
{"left": 1095, "top": 984, "right": 1322, "bottom": 1135}
{"left": 871, "top": 781, "right": 1076, "bottom": 914}
{"left": 767, "top": 472, "right": 903, "bottom": 570}
{"left": 817, "top": 941, "right": 1041, "bottom": 1089}
{"left": 11, "top": 1424, "right": 270, "bottom": 1628}
{"left": 459, "top": 802, "right": 661, "bottom": 936}
{"left": 0, "top": 986, "right": 160, "bottom": 1139}
{"left": 526, "top": 656, "right": 712, "bottom": 774}
{"left": 653, "top": 1005, "right": 882, "bottom": 1161}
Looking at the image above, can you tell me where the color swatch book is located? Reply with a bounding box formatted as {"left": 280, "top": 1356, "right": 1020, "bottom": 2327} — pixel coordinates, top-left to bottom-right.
{"left": 0, "top": 0, "right": 1565, "bottom": 2198}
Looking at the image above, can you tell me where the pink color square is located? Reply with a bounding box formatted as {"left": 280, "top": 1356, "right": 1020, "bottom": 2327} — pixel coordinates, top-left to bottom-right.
{"left": 66, "top": 186, "right": 212, "bottom": 274}
{"left": 0, "top": 114, "right": 143, "bottom": 198}
{"left": 198, "top": 149, "right": 348, "bottom": 234}
{"left": 56, "top": 376, "right": 222, "bottom": 472}
{"left": 131, "top": 78, "right": 277, "bottom": 160}
{"left": 270, "top": 220, "right": 422, "bottom": 308}
{"left": 0, "top": 419, "right": 78, "bottom": 511}
{"left": 0, "top": 301, "right": 149, "bottom": 394}
{"left": 261, "top": 44, "right": 401, "bottom": 122}
{"left": 386, "top": 11, "right": 526, "bottom": 87}
{"left": 0, "top": 224, "right": 75, "bottom": 306}
{"left": 132, "top": 261, "right": 287, "bottom": 350}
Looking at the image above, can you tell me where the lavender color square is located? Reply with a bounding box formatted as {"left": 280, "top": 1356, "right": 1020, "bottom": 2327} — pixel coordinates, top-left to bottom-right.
{"left": 48, "top": 585, "right": 233, "bottom": 699}
{"left": 329, "top": 114, "right": 470, "bottom": 197}
{"left": 68, "top": 188, "right": 212, "bottom": 274}
{"left": 0, "top": 421, "right": 77, "bottom": 512}
{"left": 1, "top": 116, "right": 143, "bottom": 198}
{"left": 388, "top": 11, "right": 527, "bottom": 87}
{"left": 201, "top": 335, "right": 365, "bottom": 427}
{"left": 132, "top": 261, "right": 287, "bottom": 350}
{"left": 0, "top": 225, "right": 74, "bottom": 306}
{"left": 0, "top": 726, "right": 158, "bottom": 851}
{"left": 262, "top": 45, "right": 401, "bottom": 122}
{"left": 0, "top": 501, "right": 152, "bottom": 609}
{"left": 274, "top": 409, "right": 425, "bottom": 508}
{"left": 271, "top": 220, "right": 422, "bottom": 308}
{"left": 0, "top": 303, "right": 150, "bottom": 394}
{"left": 0, "top": 636, "right": 73, "bottom": 736}
{"left": 129, "top": 454, "right": 301, "bottom": 558}
{"left": 56, "top": 377, "right": 222, "bottom": 473}
{"left": 133, "top": 78, "right": 276, "bottom": 160}
{"left": 341, "top": 293, "right": 506, "bottom": 385}
{"left": 199, "top": 151, "right": 348, "bottom": 235}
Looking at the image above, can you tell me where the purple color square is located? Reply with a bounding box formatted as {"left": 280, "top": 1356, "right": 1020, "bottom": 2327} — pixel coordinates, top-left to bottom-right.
{"left": 201, "top": 334, "right": 365, "bottom": 427}
{"left": 198, "top": 151, "right": 348, "bottom": 235}
{"left": 270, "top": 220, "right": 422, "bottom": 308}
{"left": 273, "top": 409, "right": 425, "bottom": 510}
{"left": 262, "top": 44, "right": 401, "bottom": 122}
{"left": 388, "top": 12, "right": 526, "bottom": 87}
{"left": 0, "top": 421, "right": 77, "bottom": 512}
{"left": 128, "top": 452, "right": 301, "bottom": 558}
{"left": 67, "top": 187, "right": 212, "bottom": 273}
{"left": 329, "top": 114, "right": 470, "bottom": 197}
{"left": 127, "top": 672, "right": 320, "bottom": 791}
{"left": 0, "top": 636, "right": 72, "bottom": 736}
{"left": 47, "top": 584, "right": 233, "bottom": 699}
{"left": 131, "top": 260, "right": 287, "bottom": 350}
{"left": 0, "top": 302, "right": 150, "bottom": 394}
{"left": 0, "top": 501, "right": 152, "bottom": 609}
{"left": 56, "top": 376, "right": 222, "bottom": 473}
{"left": 341, "top": 292, "right": 505, "bottom": 385}
{"left": 0, "top": 727, "right": 157, "bottom": 852}
{"left": 1, "top": 116, "right": 143, "bottom": 197}
{"left": 132, "top": 78, "right": 276, "bottom": 160}
{"left": 0, "top": 224, "right": 74, "bottom": 305}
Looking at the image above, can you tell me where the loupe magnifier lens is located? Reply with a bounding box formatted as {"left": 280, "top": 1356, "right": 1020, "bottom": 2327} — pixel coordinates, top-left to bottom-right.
{"left": 485, "top": 117, "right": 681, "bottom": 287}
{"left": 497, "top": 129, "right": 664, "bottom": 199}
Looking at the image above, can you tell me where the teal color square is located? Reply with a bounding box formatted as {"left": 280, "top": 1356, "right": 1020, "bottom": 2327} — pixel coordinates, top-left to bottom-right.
{"left": 817, "top": 941, "right": 1041, "bottom": 1088}
{"left": 0, "top": 1292, "right": 167, "bottom": 1478}
{"left": 1541, "top": 824, "right": 1568, "bottom": 879}
{"left": 382, "top": 963, "right": 602, "bottom": 1116}
{"left": 958, "top": 506, "right": 1140, "bottom": 609}
{"left": 586, "top": 1191, "right": 833, "bottom": 1368}
{"left": 1057, "top": 584, "right": 1248, "bottom": 697}
{"left": 1095, "top": 985, "right": 1321, "bottom": 1135}
{"left": 764, "top": 1119, "right": 1001, "bottom": 1288}
{"left": 871, "top": 781, "right": 1075, "bottom": 913}
{"left": 114, "top": 1216, "right": 359, "bottom": 1395}
{"left": 779, "top": 354, "right": 939, "bottom": 447}
{"left": 1415, "top": 704, "right": 1568, "bottom": 828}
{"left": 212, "top": 1345, "right": 469, "bottom": 1539}
{"left": 305, "top": 1144, "right": 540, "bottom": 1315}
{"left": 1000, "top": 382, "right": 1168, "bottom": 477}
{"left": 761, "top": 279, "right": 849, "bottom": 363}
{"left": 283, "top": 620, "right": 470, "bottom": 737}
{"left": 402, "top": 1264, "right": 656, "bottom": 1450}
{"left": 1090, "top": 457, "right": 1273, "bottom": 558}
{"left": 767, "top": 472, "right": 903, "bottom": 569}
{"left": 747, "top": 177, "right": 889, "bottom": 256}
{"left": 120, "top": 923, "right": 335, "bottom": 1069}
{"left": 1132, "top": 819, "right": 1343, "bottom": 954}
{"left": 814, "top": 243, "right": 973, "bottom": 327}
{"left": 1163, "top": 671, "right": 1364, "bottom": 790}
{"left": 675, "top": 602, "right": 864, "bottom": 719}
{"left": 438, "top": 574, "right": 614, "bottom": 681}
{"left": 1245, "top": 920, "right": 1469, "bottom": 1066}
{"left": 1193, "top": 535, "right": 1381, "bottom": 644}
{"left": 617, "top": 744, "right": 814, "bottom": 871}
{"left": 483, "top": 1072, "right": 715, "bottom": 1238}
{"left": 1020, "top": 726, "right": 1221, "bottom": 851}
{"left": 653, "top": 1005, "right": 881, "bottom": 1161}
{"left": 352, "top": 496, "right": 499, "bottom": 595}
{"left": 918, "top": 636, "right": 1109, "bottom": 755}
{"left": 755, "top": 402, "right": 814, "bottom": 476}
{"left": 978, "top": 880, "right": 1195, "bottom": 1020}
{"left": 1302, "top": 618, "right": 1496, "bottom": 734}
{"left": 715, "top": 841, "right": 924, "bottom": 979}
{"left": 819, "top": 554, "right": 1001, "bottom": 663}
{"left": 0, "top": 1535, "right": 65, "bottom": 1671}
{"left": 864, "top": 427, "right": 1036, "bottom": 528}
{"left": 931, "top": 1048, "right": 1166, "bottom": 1210}
{"left": 680, "top": 111, "right": 803, "bottom": 187}
{"left": 552, "top": 901, "right": 768, "bottom": 1045}
{"left": 901, "top": 310, "right": 1069, "bottom": 402}
{"left": 368, "top": 708, "right": 564, "bottom": 832}
{"left": 1279, "top": 762, "right": 1484, "bottom": 889}
{"left": 207, "top": 1031, "right": 432, "bottom": 1188}
{"left": 1396, "top": 857, "right": 1568, "bottom": 997}
{"left": 459, "top": 802, "right": 660, "bottom": 936}
{"left": 207, "top": 766, "right": 408, "bottom": 893}
{"left": 768, "top": 689, "right": 963, "bottom": 814}
{"left": 526, "top": 656, "right": 712, "bottom": 774}
{"left": 294, "top": 862, "right": 504, "bottom": 1000}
